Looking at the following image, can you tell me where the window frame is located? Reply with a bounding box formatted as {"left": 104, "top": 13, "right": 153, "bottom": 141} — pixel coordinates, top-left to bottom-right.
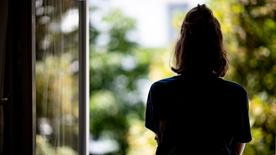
{"left": 31, "top": 0, "right": 89, "bottom": 154}
{"left": 78, "top": 0, "right": 89, "bottom": 155}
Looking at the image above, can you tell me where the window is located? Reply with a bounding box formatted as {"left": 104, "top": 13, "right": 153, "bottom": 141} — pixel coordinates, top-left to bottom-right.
{"left": 35, "top": 0, "right": 88, "bottom": 154}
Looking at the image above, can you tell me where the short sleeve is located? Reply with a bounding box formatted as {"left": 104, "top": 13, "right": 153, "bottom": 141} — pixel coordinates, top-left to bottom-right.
{"left": 145, "top": 83, "right": 160, "bottom": 134}
{"left": 234, "top": 88, "right": 252, "bottom": 143}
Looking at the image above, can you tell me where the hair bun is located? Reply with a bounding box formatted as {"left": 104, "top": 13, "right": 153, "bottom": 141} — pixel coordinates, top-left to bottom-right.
{"left": 195, "top": 4, "right": 213, "bottom": 22}
{"left": 197, "top": 4, "right": 206, "bottom": 9}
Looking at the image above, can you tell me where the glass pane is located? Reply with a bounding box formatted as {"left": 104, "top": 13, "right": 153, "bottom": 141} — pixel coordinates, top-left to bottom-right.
{"left": 35, "top": 0, "right": 79, "bottom": 154}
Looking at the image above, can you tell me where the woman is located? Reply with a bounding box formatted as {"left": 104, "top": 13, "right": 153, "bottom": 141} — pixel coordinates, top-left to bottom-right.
{"left": 145, "top": 4, "right": 252, "bottom": 155}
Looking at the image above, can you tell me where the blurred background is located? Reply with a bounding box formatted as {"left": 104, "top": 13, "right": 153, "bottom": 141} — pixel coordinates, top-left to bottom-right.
{"left": 35, "top": 0, "right": 276, "bottom": 154}
{"left": 89, "top": 0, "right": 276, "bottom": 154}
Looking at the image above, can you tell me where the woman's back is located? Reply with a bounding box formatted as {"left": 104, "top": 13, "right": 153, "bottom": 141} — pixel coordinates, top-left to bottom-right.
{"left": 145, "top": 73, "right": 251, "bottom": 154}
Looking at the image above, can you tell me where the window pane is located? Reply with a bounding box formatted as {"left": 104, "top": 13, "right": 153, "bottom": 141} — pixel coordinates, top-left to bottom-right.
{"left": 35, "top": 0, "right": 79, "bottom": 154}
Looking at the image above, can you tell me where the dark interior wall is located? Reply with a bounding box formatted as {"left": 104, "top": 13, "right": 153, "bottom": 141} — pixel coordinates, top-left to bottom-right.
{"left": 3, "top": 0, "right": 34, "bottom": 154}
{"left": 0, "top": 0, "right": 8, "bottom": 153}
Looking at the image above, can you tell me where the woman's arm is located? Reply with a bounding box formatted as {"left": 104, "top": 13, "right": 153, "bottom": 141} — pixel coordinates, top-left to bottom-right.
{"left": 235, "top": 143, "right": 246, "bottom": 155}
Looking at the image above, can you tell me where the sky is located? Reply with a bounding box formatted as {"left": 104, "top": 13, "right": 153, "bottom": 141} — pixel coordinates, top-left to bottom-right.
{"left": 89, "top": 0, "right": 206, "bottom": 48}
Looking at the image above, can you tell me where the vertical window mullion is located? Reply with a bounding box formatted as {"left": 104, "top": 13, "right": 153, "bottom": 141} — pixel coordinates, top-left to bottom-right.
{"left": 79, "top": 0, "right": 89, "bottom": 155}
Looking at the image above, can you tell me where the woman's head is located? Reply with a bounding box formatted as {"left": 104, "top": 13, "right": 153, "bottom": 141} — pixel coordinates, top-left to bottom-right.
{"left": 171, "top": 4, "right": 227, "bottom": 77}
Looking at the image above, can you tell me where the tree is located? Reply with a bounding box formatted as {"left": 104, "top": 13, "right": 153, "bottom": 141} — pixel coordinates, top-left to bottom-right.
{"left": 209, "top": 0, "right": 276, "bottom": 154}
{"left": 90, "top": 9, "right": 153, "bottom": 155}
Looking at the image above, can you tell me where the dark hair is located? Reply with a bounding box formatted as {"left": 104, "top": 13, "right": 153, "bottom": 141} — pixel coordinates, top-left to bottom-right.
{"left": 171, "top": 4, "right": 228, "bottom": 77}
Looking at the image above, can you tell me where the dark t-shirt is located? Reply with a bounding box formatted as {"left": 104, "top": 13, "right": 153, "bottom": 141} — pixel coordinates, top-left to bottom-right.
{"left": 145, "top": 73, "right": 252, "bottom": 155}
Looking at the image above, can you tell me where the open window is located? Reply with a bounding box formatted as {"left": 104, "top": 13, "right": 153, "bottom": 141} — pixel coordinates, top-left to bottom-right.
{"left": 0, "top": 0, "right": 88, "bottom": 154}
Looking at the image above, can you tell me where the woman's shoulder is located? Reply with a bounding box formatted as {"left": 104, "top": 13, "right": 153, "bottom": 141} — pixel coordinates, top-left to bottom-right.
{"left": 150, "top": 75, "right": 180, "bottom": 91}
{"left": 218, "top": 78, "right": 248, "bottom": 95}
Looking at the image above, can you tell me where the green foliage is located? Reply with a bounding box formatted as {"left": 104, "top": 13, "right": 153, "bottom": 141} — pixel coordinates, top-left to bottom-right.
{"left": 245, "top": 96, "right": 276, "bottom": 155}
{"left": 102, "top": 9, "right": 137, "bottom": 52}
{"left": 90, "top": 9, "right": 153, "bottom": 155}
{"left": 36, "top": 135, "right": 77, "bottom": 155}
{"left": 230, "top": 0, "right": 276, "bottom": 97}
{"left": 209, "top": 0, "right": 276, "bottom": 154}
{"left": 36, "top": 54, "right": 78, "bottom": 119}
{"left": 36, "top": 54, "right": 79, "bottom": 152}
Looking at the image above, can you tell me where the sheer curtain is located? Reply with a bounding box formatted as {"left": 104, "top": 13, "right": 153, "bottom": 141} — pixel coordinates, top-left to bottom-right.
{"left": 35, "top": 0, "right": 80, "bottom": 154}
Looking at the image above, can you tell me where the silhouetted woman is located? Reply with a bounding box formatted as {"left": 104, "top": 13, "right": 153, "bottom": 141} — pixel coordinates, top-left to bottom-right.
{"left": 145, "top": 4, "right": 252, "bottom": 155}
